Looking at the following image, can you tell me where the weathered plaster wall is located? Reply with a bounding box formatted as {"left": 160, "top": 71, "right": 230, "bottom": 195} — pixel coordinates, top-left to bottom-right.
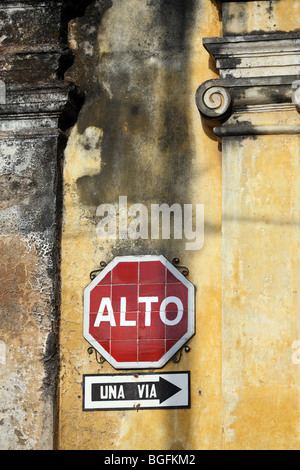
{"left": 0, "top": 132, "right": 62, "bottom": 449}
{"left": 217, "top": 0, "right": 300, "bottom": 451}
{"left": 223, "top": 0, "right": 300, "bottom": 36}
{"left": 222, "top": 134, "right": 300, "bottom": 449}
{"left": 58, "top": 0, "right": 300, "bottom": 450}
{"left": 58, "top": 0, "right": 223, "bottom": 450}
{"left": 2, "top": 0, "right": 298, "bottom": 451}
{"left": 0, "top": 0, "right": 81, "bottom": 450}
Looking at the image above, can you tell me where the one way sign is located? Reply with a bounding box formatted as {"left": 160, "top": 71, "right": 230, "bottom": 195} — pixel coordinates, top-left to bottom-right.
{"left": 83, "top": 372, "right": 190, "bottom": 411}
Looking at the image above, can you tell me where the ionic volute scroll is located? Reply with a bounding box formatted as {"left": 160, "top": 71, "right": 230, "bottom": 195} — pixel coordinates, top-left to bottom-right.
{"left": 195, "top": 79, "right": 232, "bottom": 124}
{"left": 292, "top": 80, "right": 300, "bottom": 113}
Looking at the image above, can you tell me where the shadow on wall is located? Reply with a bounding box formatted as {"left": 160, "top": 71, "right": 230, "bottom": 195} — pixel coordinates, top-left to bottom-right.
{"left": 68, "top": 0, "right": 196, "bottom": 202}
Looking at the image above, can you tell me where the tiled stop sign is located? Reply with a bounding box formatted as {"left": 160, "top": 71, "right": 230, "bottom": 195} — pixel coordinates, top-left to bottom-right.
{"left": 84, "top": 255, "right": 195, "bottom": 369}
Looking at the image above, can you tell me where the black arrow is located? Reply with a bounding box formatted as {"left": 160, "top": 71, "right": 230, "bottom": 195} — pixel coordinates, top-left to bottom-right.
{"left": 91, "top": 377, "right": 182, "bottom": 404}
{"left": 156, "top": 377, "right": 182, "bottom": 404}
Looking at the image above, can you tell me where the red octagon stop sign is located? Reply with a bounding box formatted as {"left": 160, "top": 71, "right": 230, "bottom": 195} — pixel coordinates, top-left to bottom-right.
{"left": 83, "top": 255, "right": 195, "bottom": 369}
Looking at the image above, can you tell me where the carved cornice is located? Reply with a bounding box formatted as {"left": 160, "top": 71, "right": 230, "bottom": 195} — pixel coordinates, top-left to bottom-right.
{"left": 203, "top": 33, "right": 300, "bottom": 79}
{"left": 0, "top": 0, "right": 87, "bottom": 134}
{"left": 196, "top": 33, "right": 300, "bottom": 137}
{"left": 0, "top": 82, "right": 84, "bottom": 134}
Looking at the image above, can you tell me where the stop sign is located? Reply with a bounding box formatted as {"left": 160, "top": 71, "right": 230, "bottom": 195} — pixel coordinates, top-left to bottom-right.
{"left": 83, "top": 255, "right": 195, "bottom": 369}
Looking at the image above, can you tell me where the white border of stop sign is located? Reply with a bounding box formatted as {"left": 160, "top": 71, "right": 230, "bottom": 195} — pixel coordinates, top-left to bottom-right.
{"left": 83, "top": 255, "right": 195, "bottom": 369}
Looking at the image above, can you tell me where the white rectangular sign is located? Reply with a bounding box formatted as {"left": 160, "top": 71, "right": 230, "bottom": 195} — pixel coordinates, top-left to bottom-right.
{"left": 83, "top": 372, "right": 190, "bottom": 411}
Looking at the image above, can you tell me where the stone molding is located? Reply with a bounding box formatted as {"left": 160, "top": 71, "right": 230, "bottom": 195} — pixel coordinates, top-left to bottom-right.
{"left": 0, "top": 0, "right": 85, "bottom": 135}
{"left": 0, "top": 81, "right": 84, "bottom": 135}
{"left": 196, "top": 75, "right": 298, "bottom": 119}
{"left": 203, "top": 33, "right": 300, "bottom": 79}
{"left": 196, "top": 33, "right": 300, "bottom": 137}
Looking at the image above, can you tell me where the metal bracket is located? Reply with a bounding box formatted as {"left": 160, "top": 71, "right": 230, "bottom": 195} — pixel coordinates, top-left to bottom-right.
{"left": 172, "top": 258, "right": 189, "bottom": 277}
{"left": 87, "top": 347, "right": 106, "bottom": 365}
{"left": 171, "top": 345, "right": 191, "bottom": 364}
{"left": 90, "top": 261, "right": 107, "bottom": 281}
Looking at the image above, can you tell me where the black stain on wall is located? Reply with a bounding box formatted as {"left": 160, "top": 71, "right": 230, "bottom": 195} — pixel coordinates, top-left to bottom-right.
{"left": 72, "top": 0, "right": 197, "bottom": 211}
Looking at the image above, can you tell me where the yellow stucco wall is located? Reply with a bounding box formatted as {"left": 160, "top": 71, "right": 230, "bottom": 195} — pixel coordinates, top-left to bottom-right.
{"left": 57, "top": 0, "right": 300, "bottom": 450}
{"left": 58, "top": 0, "right": 222, "bottom": 450}
{"left": 223, "top": 0, "right": 300, "bottom": 35}
{"left": 222, "top": 134, "right": 300, "bottom": 449}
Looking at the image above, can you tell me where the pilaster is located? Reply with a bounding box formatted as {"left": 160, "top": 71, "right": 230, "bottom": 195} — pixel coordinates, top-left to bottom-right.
{"left": 196, "top": 0, "right": 300, "bottom": 450}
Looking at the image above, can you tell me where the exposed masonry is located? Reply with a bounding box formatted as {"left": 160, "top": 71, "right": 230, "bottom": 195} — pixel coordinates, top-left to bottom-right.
{"left": 0, "top": 0, "right": 98, "bottom": 450}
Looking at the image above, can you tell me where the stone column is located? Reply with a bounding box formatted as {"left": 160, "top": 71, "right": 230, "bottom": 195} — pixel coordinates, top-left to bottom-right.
{"left": 0, "top": 0, "right": 83, "bottom": 450}
{"left": 196, "top": 0, "right": 300, "bottom": 449}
